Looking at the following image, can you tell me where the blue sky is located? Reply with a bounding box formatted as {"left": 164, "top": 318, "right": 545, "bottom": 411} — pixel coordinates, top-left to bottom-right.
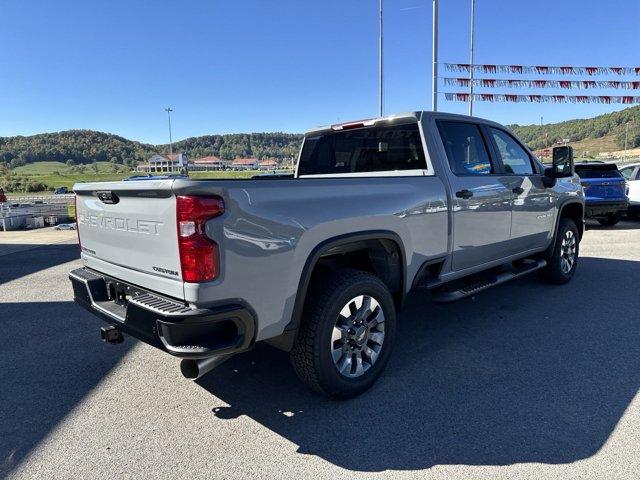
{"left": 1, "top": 0, "right": 638, "bottom": 144}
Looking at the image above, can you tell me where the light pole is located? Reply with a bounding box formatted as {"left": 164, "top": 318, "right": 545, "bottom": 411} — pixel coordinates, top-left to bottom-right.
{"left": 432, "top": 0, "right": 439, "bottom": 112}
{"left": 379, "top": 0, "right": 384, "bottom": 117}
{"left": 468, "top": 0, "right": 476, "bottom": 116}
{"left": 624, "top": 122, "right": 629, "bottom": 153}
{"left": 165, "top": 107, "right": 173, "bottom": 171}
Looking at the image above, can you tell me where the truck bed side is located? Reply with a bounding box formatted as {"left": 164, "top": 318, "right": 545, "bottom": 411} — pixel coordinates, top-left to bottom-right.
{"left": 171, "top": 176, "right": 448, "bottom": 340}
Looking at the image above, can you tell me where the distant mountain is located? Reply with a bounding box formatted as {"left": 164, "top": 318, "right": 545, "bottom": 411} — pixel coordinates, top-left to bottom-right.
{"left": 0, "top": 130, "right": 303, "bottom": 169}
{"left": 1, "top": 107, "right": 639, "bottom": 168}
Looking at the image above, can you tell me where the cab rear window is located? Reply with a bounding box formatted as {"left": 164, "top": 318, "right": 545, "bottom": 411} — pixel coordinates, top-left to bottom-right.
{"left": 297, "top": 123, "right": 426, "bottom": 175}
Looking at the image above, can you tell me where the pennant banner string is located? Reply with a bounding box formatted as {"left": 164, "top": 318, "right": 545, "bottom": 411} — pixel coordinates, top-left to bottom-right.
{"left": 443, "top": 63, "right": 640, "bottom": 76}
{"left": 443, "top": 78, "right": 640, "bottom": 90}
{"left": 443, "top": 93, "right": 640, "bottom": 104}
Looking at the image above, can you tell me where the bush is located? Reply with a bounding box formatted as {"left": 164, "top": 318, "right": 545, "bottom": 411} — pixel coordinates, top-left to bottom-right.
{"left": 26, "top": 181, "right": 47, "bottom": 192}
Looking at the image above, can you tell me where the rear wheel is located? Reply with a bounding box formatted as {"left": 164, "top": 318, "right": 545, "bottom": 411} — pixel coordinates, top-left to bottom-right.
{"left": 542, "top": 218, "right": 579, "bottom": 284}
{"left": 597, "top": 213, "right": 622, "bottom": 227}
{"left": 290, "top": 269, "right": 397, "bottom": 399}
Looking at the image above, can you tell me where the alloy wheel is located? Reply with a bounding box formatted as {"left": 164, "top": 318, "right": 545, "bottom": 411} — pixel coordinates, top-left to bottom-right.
{"left": 330, "top": 295, "right": 385, "bottom": 378}
{"left": 560, "top": 229, "right": 576, "bottom": 274}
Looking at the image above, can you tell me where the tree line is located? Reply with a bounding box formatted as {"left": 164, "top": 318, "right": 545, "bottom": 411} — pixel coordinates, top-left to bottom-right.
{"left": 0, "top": 130, "right": 303, "bottom": 169}
{"left": 1, "top": 106, "right": 638, "bottom": 170}
{"left": 509, "top": 105, "right": 640, "bottom": 151}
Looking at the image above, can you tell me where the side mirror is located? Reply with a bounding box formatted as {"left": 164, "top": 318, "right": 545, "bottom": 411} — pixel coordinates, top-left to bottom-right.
{"left": 552, "top": 145, "right": 574, "bottom": 177}
{"left": 543, "top": 145, "right": 574, "bottom": 187}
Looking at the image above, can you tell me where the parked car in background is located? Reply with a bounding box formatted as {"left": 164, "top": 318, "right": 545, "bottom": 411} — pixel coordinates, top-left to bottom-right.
{"left": 574, "top": 162, "right": 628, "bottom": 226}
{"left": 54, "top": 187, "right": 69, "bottom": 194}
{"left": 620, "top": 163, "right": 640, "bottom": 218}
{"left": 54, "top": 223, "right": 77, "bottom": 230}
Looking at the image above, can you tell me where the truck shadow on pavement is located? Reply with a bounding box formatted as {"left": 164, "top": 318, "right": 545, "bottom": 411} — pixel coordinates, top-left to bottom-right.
{"left": 0, "top": 301, "right": 134, "bottom": 477}
{"left": 0, "top": 243, "right": 79, "bottom": 285}
{"left": 198, "top": 256, "right": 640, "bottom": 472}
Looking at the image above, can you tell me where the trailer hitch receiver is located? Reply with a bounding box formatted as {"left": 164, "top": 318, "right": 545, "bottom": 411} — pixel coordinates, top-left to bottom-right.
{"left": 100, "top": 325, "right": 124, "bottom": 344}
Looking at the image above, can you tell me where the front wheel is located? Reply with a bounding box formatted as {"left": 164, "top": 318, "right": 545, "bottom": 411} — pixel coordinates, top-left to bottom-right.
{"left": 542, "top": 218, "right": 580, "bottom": 284}
{"left": 290, "top": 269, "right": 397, "bottom": 399}
{"left": 597, "top": 213, "right": 622, "bottom": 227}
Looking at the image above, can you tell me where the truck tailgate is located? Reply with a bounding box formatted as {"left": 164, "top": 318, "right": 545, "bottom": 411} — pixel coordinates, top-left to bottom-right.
{"left": 74, "top": 180, "right": 185, "bottom": 300}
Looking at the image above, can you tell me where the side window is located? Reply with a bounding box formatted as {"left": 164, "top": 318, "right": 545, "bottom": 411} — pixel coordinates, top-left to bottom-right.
{"left": 620, "top": 167, "right": 634, "bottom": 180}
{"left": 489, "top": 128, "right": 534, "bottom": 175}
{"left": 437, "top": 121, "right": 493, "bottom": 175}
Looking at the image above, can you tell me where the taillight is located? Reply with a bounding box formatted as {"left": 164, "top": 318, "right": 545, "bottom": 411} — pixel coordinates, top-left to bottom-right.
{"left": 176, "top": 195, "right": 224, "bottom": 282}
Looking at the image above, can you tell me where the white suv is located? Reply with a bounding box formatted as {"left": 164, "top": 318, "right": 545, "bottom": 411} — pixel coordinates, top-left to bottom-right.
{"left": 620, "top": 163, "right": 640, "bottom": 217}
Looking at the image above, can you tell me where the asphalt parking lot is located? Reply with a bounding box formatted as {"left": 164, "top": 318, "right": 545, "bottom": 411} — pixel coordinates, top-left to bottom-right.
{"left": 1, "top": 222, "right": 638, "bottom": 480}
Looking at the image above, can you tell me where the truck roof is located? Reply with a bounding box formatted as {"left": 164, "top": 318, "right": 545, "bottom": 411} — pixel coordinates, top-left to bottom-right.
{"left": 304, "top": 111, "right": 510, "bottom": 136}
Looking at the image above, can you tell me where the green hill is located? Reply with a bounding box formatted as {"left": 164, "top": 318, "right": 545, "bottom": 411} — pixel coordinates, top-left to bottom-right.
{"left": 1, "top": 107, "right": 638, "bottom": 173}
{"left": 0, "top": 130, "right": 303, "bottom": 170}
{"left": 509, "top": 106, "right": 640, "bottom": 154}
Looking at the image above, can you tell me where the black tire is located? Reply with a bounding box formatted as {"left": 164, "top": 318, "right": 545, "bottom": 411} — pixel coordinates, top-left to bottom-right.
{"left": 597, "top": 213, "right": 622, "bottom": 227}
{"left": 290, "top": 268, "right": 397, "bottom": 399}
{"left": 542, "top": 218, "right": 579, "bottom": 284}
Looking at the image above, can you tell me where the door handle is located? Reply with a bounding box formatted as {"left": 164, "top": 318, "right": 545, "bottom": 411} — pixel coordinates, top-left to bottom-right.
{"left": 512, "top": 187, "right": 524, "bottom": 195}
{"left": 455, "top": 189, "right": 474, "bottom": 199}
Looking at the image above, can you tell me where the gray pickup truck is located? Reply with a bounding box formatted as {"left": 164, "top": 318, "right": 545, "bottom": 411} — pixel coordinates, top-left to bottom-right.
{"left": 70, "top": 112, "right": 584, "bottom": 398}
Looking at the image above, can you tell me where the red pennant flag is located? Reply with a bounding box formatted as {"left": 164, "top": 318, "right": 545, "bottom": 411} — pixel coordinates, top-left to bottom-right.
{"left": 510, "top": 65, "right": 523, "bottom": 74}
{"left": 533, "top": 80, "right": 547, "bottom": 88}
{"left": 482, "top": 64, "right": 497, "bottom": 73}
{"left": 505, "top": 94, "right": 518, "bottom": 102}
{"left": 560, "top": 66, "right": 573, "bottom": 74}
{"left": 622, "top": 96, "right": 634, "bottom": 104}
{"left": 529, "top": 95, "right": 542, "bottom": 102}
{"left": 481, "top": 94, "right": 494, "bottom": 102}
{"left": 632, "top": 82, "right": 640, "bottom": 90}
{"left": 535, "top": 66, "right": 549, "bottom": 74}
{"left": 611, "top": 67, "right": 623, "bottom": 75}
{"left": 585, "top": 67, "right": 598, "bottom": 75}
{"left": 635, "top": 68, "right": 640, "bottom": 75}
{"left": 559, "top": 81, "right": 571, "bottom": 89}
{"left": 599, "top": 96, "right": 612, "bottom": 104}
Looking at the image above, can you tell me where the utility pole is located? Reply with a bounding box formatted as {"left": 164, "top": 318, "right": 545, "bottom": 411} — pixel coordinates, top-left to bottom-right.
{"left": 165, "top": 107, "right": 173, "bottom": 173}
{"left": 379, "top": 0, "right": 384, "bottom": 117}
{"left": 624, "top": 122, "right": 629, "bottom": 153}
{"left": 432, "top": 0, "right": 439, "bottom": 112}
{"left": 468, "top": 0, "right": 476, "bottom": 116}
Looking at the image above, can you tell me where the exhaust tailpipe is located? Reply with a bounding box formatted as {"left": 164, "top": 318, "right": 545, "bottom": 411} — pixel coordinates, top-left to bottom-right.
{"left": 180, "top": 354, "right": 232, "bottom": 380}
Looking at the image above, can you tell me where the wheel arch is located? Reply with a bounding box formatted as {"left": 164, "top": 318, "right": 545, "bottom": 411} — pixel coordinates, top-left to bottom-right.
{"left": 557, "top": 201, "right": 585, "bottom": 240}
{"left": 273, "top": 231, "right": 407, "bottom": 351}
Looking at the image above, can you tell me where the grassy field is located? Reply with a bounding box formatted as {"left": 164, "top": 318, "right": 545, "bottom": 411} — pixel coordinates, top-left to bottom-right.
{"left": 568, "top": 135, "right": 619, "bottom": 157}
{"left": 12, "top": 161, "right": 123, "bottom": 175}
{"left": 3, "top": 164, "right": 261, "bottom": 194}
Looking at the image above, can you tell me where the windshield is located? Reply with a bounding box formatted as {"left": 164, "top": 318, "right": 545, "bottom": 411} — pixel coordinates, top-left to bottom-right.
{"left": 298, "top": 122, "right": 426, "bottom": 176}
